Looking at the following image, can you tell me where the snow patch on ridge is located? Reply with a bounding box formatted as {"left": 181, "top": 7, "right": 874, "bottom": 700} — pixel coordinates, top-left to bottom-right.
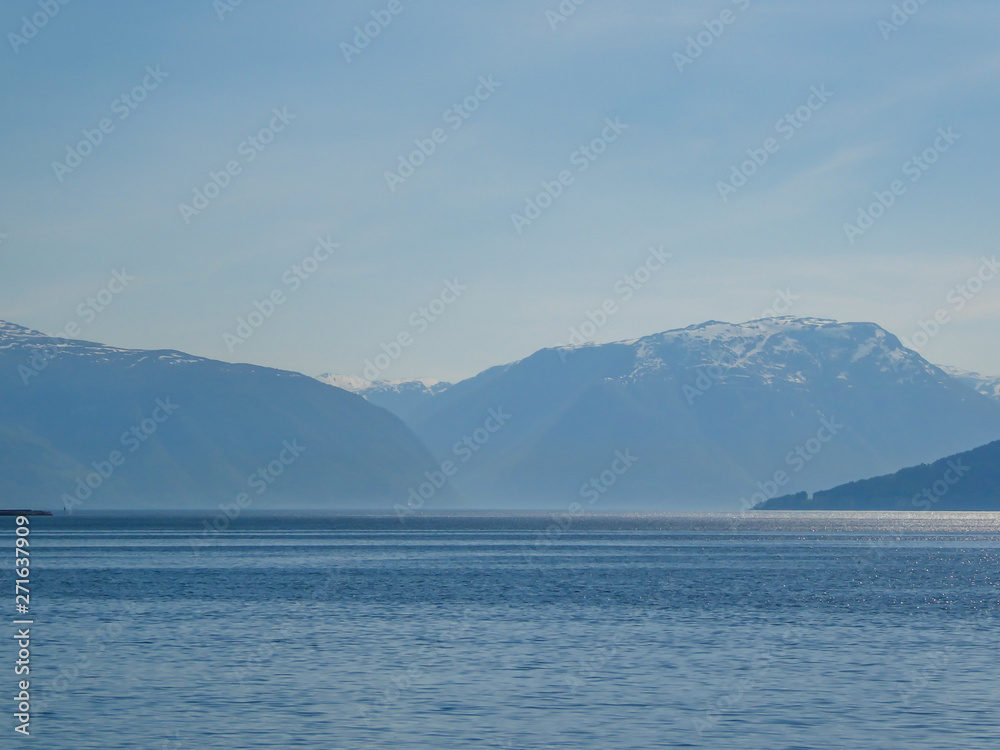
{"left": 315, "top": 373, "right": 450, "bottom": 394}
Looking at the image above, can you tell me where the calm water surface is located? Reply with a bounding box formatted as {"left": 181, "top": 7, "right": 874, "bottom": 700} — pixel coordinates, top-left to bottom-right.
{"left": 11, "top": 512, "right": 1000, "bottom": 749}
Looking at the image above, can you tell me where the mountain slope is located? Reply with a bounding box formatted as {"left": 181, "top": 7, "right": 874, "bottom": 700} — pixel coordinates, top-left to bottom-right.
{"left": 402, "top": 317, "right": 1000, "bottom": 510}
{"left": 756, "top": 439, "right": 1000, "bottom": 510}
{"left": 0, "top": 321, "right": 453, "bottom": 511}
{"left": 938, "top": 365, "right": 1000, "bottom": 403}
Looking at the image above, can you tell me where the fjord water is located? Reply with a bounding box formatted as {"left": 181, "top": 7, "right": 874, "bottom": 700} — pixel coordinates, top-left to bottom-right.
{"left": 20, "top": 513, "right": 1000, "bottom": 749}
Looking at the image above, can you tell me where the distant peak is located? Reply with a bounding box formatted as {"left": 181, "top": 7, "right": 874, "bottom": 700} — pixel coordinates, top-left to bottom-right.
{"left": 316, "top": 373, "right": 373, "bottom": 391}
{"left": 0, "top": 320, "right": 48, "bottom": 338}
{"left": 640, "top": 317, "right": 868, "bottom": 344}
{"left": 315, "top": 374, "right": 449, "bottom": 392}
{"left": 685, "top": 319, "right": 730, "bottom": 328}
{"left": 742, "top": 315, "right": 840, "bottom": 325}
{"left": 666, "top": 317, "right": 847, "bottom": 335}
{"left": 550, "top": 317, "right": 884, "bottom": 356}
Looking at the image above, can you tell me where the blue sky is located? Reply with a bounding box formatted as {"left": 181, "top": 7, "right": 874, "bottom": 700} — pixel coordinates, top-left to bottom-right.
{"left": 2, "top": 0, "right": 999, "bottom": 381}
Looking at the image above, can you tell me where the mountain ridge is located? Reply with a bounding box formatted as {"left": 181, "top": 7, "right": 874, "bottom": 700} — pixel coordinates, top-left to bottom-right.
{"left": 6, "top": 316, "right": 1000, "bottom": 512}
{"left": 937, "top": 364, "right": 1000, "bottom": 402}
{"left": 0, "top": 320, "right": 454, "bottom": 511}
{"left": 315, "top": 373, "right": 453, "bottom": 421}
{"left": 756, "top": 439, "right": 1000, "bottom": 510}
{"left": 391, "top": 317, "right": 1000, "bottom": 509}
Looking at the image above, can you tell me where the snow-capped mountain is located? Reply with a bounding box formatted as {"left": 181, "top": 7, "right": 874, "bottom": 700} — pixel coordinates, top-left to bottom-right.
{"left": 0, "top": 321, "right": 452, "bottom": 511}
{"left": 6, "top": 316, "right": 998, "bottom": 512}
{"left": 399, "top": 317, "right": 1000, "bottom": 510}
{"left": 938, "top": 365, "right": 1000, "bottom": 402}
{"left": 316, "top": 373, "right": 451, "bottom": 420}
{"left": 314, "top": 373, "right": 374, "bottom": 392}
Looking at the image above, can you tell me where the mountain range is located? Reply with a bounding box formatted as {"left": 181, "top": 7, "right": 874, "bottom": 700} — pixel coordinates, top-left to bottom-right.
{"left": 323, "top": 317, "right": 1000, "bottom": 511}
{"left": 3, "top": 316, "right": 999, "bottom": 512}
{"left": 0, "top": 321, "right": 452, "bottom": 512}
